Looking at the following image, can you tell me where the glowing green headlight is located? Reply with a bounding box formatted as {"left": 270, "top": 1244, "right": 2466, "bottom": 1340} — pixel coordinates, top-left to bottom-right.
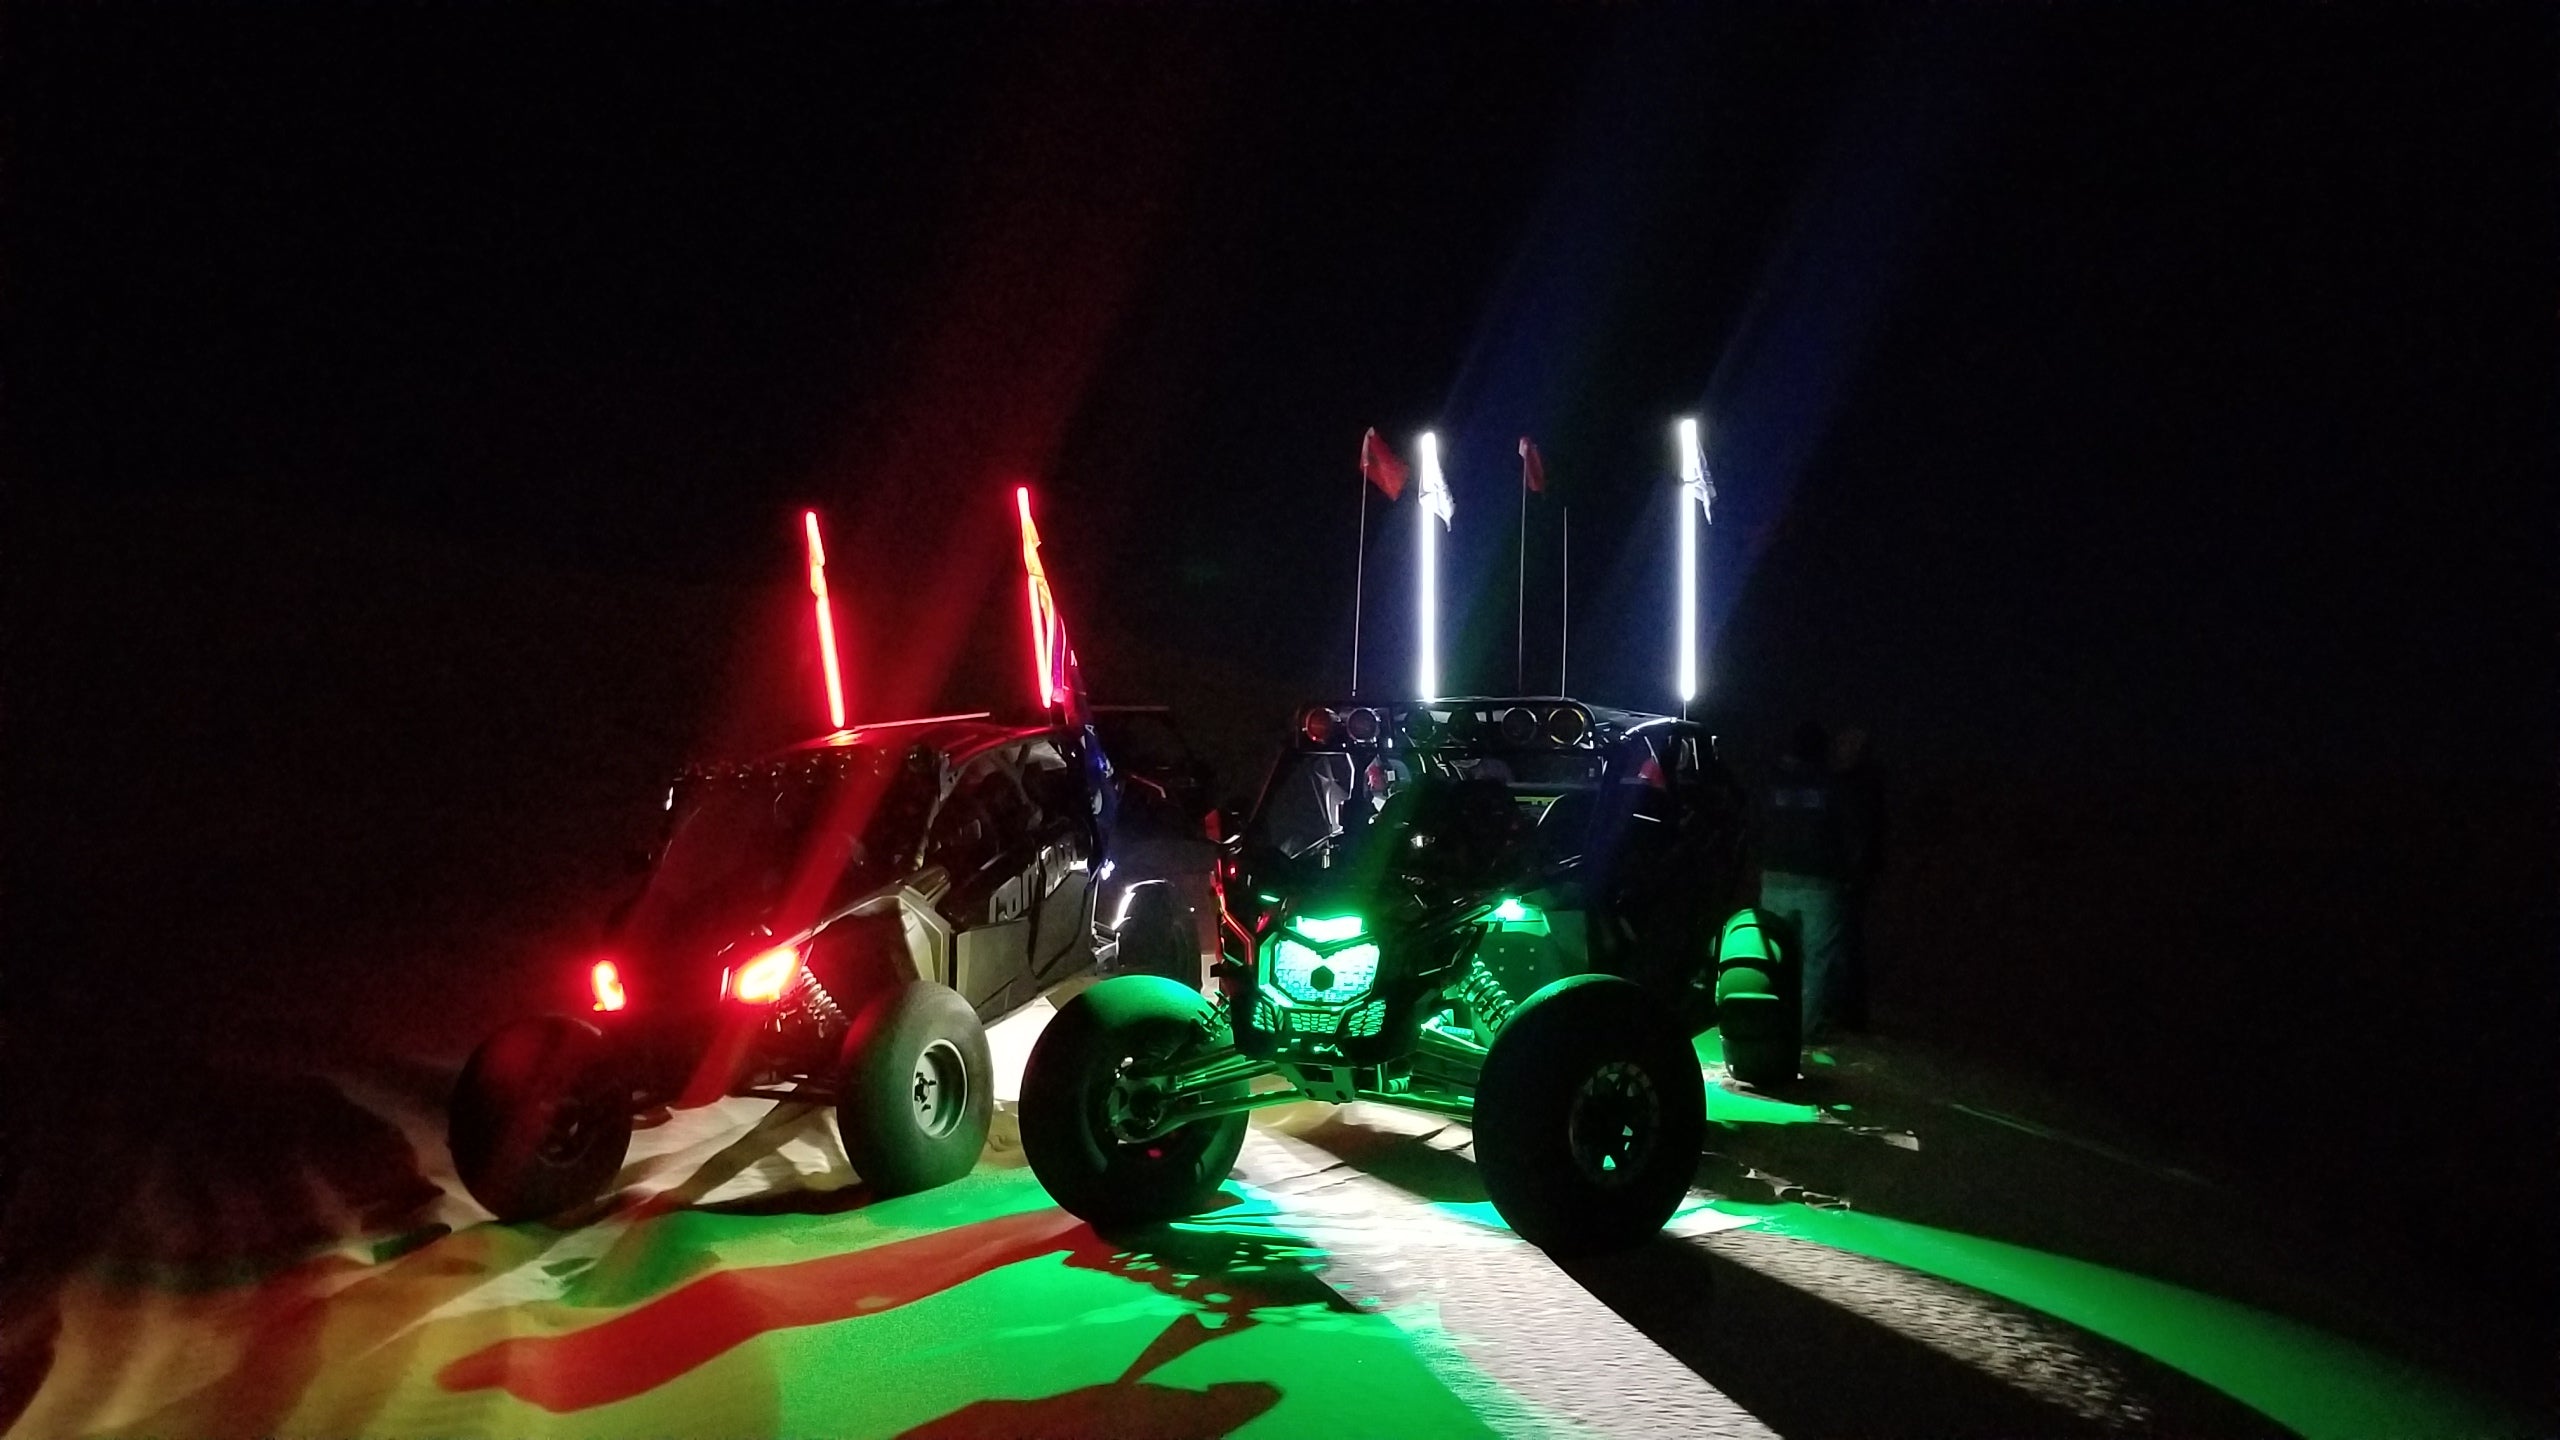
{"left": 1293, "top": 914, "right": 1364, "bottom": 943}
{"left": 1265, "top": 914, "right": 1379, "bottom": 1005}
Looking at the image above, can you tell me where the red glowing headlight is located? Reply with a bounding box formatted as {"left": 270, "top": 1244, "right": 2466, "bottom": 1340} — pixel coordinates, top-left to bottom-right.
{"left": 727, "top": 944, "right": 802, "bottom": 1004}
{"left": 590, "top": 958, "right": 628, "bottom": 1012}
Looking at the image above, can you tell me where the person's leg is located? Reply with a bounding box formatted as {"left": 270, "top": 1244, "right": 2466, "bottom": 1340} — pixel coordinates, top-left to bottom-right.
{"left": 1793, "top": 881, "right": 1845, "bottom": 1042}
{"left": 1758, "top": 873, "right": 1817, "bottom": 1039}
{"left": 1836, "top": 885, "right": 1868, "bottom": 1032}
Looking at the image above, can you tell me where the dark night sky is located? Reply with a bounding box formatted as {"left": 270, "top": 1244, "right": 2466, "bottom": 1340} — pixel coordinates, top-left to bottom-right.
{"left": 11, "top": 2, "right": 2547, "bottom": 783}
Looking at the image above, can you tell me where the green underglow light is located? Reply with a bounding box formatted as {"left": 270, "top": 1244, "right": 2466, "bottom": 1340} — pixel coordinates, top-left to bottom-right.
{"left": 1491, "top": 897, "right": 1529, "bottom": 923}
{"left": 1715, "top": 1203, "right": 2528, "bottom": 1440}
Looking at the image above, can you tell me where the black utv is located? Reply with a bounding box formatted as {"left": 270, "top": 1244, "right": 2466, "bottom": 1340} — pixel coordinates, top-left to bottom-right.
{"left": 1018, "top": 696, "right": 1797, "bottom": 1254}
{"left": 448, "top": 489, "right": 1204, "bottom": 1224}
{"left": 448, "top": 715, "right": 1207, "bottom": 1223}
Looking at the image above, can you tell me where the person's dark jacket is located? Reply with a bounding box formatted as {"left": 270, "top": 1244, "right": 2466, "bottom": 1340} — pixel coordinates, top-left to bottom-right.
{"left": 1759, "top": 760, "right": 1863, "bottom": 880}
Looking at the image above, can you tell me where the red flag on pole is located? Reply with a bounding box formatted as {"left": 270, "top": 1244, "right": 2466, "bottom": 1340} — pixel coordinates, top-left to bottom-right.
{"left": 1361, "top": 427, "right": 1408, "bottom": 502}
{"left": 1519, "top": 436, "right": 1546, "bottom": 494}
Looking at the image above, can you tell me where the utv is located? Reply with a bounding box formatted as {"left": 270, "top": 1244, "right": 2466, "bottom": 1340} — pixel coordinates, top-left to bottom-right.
{"left": 448, "top": 493, "right": 1198, "bottom": 1223}
{"left": 1020, "top": 697, "right": 1797, "bottom": 1253}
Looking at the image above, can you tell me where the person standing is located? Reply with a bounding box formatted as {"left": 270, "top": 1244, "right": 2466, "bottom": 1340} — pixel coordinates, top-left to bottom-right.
{"left": 1828, "top": 726, "right": 1884, "bottom": 1033}
{"left": 1758, "top": 721, "right": 1859, "bottom": 1044}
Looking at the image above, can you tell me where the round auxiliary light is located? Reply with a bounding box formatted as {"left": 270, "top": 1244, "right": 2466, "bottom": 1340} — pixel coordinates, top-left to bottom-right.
{"left": 1399, "top": 707, "right": 1438, "bottom": 743}
{"left": 1344, "top": 707, "right": 1381, "bottom": 744}
{"left": 1498, "top": 706, "right": 1540, "bottom": 747}
{"left": 1545, "top": 706, "right": 1589, "bottom": 747}
{"left": 1301, "top": 707, "right": 1340, "bottom": 747}
{"left": 1444, "top": 707, "right": 1478, "bottom": 741}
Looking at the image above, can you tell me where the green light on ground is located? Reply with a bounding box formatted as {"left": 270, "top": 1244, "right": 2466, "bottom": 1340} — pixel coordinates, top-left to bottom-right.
{"left": 1691, "top": 1032, "right": 1824, "bottom": 1126}
{"left": 767, "top": 1191, "right": 1504, "bottom": 1439}
{"left": 1492, "top": 897, "right": 1528, "bottom": 923}
{"left": 1719, "top": 1203, "right": 2527, "bottom": 1440}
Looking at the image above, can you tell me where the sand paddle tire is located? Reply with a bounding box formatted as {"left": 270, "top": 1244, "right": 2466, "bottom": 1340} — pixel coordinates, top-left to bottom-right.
{"left": 449, "top": 1015, "right": 634, "bottom": 1223}
{"left": 1474, "top": 974, "right": 1707, "bottom": 1255}
{"left": 1714, "top": 906, "right": 1802, "bottom": 1088}
{"left": 836, "top": 981, "right": 994, "bottom": 1197}
{"left": 1021, "top": 975, "right": 1248, "bottom": 1229}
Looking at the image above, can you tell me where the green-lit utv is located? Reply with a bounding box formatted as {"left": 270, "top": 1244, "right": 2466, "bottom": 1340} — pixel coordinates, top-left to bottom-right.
{"left": 1021, "top": 696, "right": 1798, "bottom": 1254}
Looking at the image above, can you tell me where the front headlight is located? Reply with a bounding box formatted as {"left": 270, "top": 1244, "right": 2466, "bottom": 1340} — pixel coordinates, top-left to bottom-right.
{"left": 1264, "top": 913, "right": 1380, "bottom": 1005}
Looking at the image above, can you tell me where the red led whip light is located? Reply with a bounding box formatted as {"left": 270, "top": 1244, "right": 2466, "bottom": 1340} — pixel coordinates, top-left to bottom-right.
{"left": 1016, "top": 487, "right": 1061, "bottom": 711}
{"left": 803, "top": 510, "right": 847, "bottom": 730}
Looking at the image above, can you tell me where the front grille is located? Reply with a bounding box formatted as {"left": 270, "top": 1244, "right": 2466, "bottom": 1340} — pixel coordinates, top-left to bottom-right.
{"left": 1347, "top": 999, "right": 1387, "bottom": 1037}
{"left": 1288, "top": 1007, "right": 1340, "bottom": 1035}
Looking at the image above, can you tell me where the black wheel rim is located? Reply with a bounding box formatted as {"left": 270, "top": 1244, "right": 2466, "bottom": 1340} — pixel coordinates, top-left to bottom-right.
{"left": 1096, "top": 1042, "right": 1201, "bottom": 1167}
{"left": 535, "top": 1091, "right": 599, "bottom": 1168}
{"left": 1565, "top": 1059, "right": 1663, "bottom": 1189}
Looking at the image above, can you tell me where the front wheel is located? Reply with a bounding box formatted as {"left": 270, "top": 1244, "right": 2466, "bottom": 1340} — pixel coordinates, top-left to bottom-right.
{"left": 449, "top": 1016, "right": 634, "bottom": 1223}
{"left": 1474, "top": 974, "right": 1706, "bottom": 1255}
{"left": 1020, "top": 975, "right": 1247, "bottom": 1229}
{"left": 836, "top": 981, "right": 994, "bottom": 1197}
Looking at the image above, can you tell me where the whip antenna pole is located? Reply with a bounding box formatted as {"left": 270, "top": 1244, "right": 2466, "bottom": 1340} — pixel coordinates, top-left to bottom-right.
{"left": 1352, "top": 467, "right": 1369, "bottom": 695}
{"left": 1516, "top": 460, "right": 1527, "bottom": 691}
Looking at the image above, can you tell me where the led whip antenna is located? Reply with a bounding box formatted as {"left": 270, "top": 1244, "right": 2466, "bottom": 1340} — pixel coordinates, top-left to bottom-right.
{"left": 1415, "top": 430, "right": 1449, "bottom": 700}
{"left": 1016, "top": 486, "right": 1060, "bottom": 712}
{"left": 803, "top": 510, "right": 847, "bottom": 730}
{"left": 1675, "top": 416, "right": 1713, "bottom": 710}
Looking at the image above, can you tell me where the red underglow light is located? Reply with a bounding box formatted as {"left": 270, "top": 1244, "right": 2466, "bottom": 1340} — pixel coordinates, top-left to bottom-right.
{"left": 1016, "top": 487, "right": 1061, "bottom": 711}
{"left": 590, "top": 958, "right": 627, "bottom": 1012}
{"left": 729, "top": 944, "right": 802, "bottom": 1004}
{"left": 804, "top": 510, "right": 848, "bottom": 731}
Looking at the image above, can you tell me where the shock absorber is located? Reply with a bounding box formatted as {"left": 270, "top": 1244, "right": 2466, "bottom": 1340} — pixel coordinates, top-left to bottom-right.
{"left": 798, "top": 973, "right": 847, "bottom": 1030}
{"left": 1458, "top": 957, "right": 1517, "bottom": 1040}
{"left": 1198, "top": 989, "right": 1233, "bottom": 1047}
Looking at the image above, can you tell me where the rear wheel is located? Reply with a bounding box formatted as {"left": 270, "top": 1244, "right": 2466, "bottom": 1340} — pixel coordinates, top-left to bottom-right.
{"left": 1474, "top": 974, "right": 1706, "bottom": 1254}
{"left": 449, "top": 1016, "right": 633, "bottom": 1223}
{"left": 1021, "top": 975, "right": 1247, "bottom": 1228}
{"left": 836, "top": 981, "right": 993, "bottom": 1197}
{"left": 1715, "top": 907, "right": 1801, "bottom": 1088}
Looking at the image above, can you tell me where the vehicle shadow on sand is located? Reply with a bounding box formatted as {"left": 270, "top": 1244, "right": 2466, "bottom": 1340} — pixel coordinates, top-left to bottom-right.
{"left": 1282, "top": 1089, "right": 2301, "bottom": 1438}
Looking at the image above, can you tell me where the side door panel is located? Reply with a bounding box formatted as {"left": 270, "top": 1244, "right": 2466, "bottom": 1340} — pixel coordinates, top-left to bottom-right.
{"left": 1022, "top": 736, "right": 1097, "bottom": 987}
{"left": 927, "top": 749, "right": 1039, "bottom": 1017}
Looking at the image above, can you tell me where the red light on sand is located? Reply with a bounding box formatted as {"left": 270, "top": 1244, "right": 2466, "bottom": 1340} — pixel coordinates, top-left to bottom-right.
{"left": 804, "top": 510, "right": 848, "bottom": 730}
{"left": 1016, "top": 487, "right": 1059, "bottom": 711}
{"left": 590, "top": 958, "right": 628, "bottom": 1012}
{"left": 729, "top": 944, "right": 801, "bottom": 1004}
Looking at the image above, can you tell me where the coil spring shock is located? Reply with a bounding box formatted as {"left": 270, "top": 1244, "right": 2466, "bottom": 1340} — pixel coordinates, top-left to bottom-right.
{"left": 1458, "top": 957, "right": 1517, "bottom": 1040}
{"left": 1198, "top": 989, "right": 1233, "bottom": 1046}
{"left": 798, "top": 973, "right": 846, "bottom": 1030}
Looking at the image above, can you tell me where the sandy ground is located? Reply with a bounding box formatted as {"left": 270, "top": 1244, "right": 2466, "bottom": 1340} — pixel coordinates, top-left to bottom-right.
{"left": 2, "top": 989, "right": 2544, "bottom": 1440}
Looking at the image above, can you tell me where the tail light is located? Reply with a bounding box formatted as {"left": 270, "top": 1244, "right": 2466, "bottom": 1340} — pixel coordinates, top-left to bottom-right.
{"left": 590, "top": 958, "right": 628, "bottom": 1012}
{"left": 727, "top": 944, "right": 803, "bottom": 1004}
